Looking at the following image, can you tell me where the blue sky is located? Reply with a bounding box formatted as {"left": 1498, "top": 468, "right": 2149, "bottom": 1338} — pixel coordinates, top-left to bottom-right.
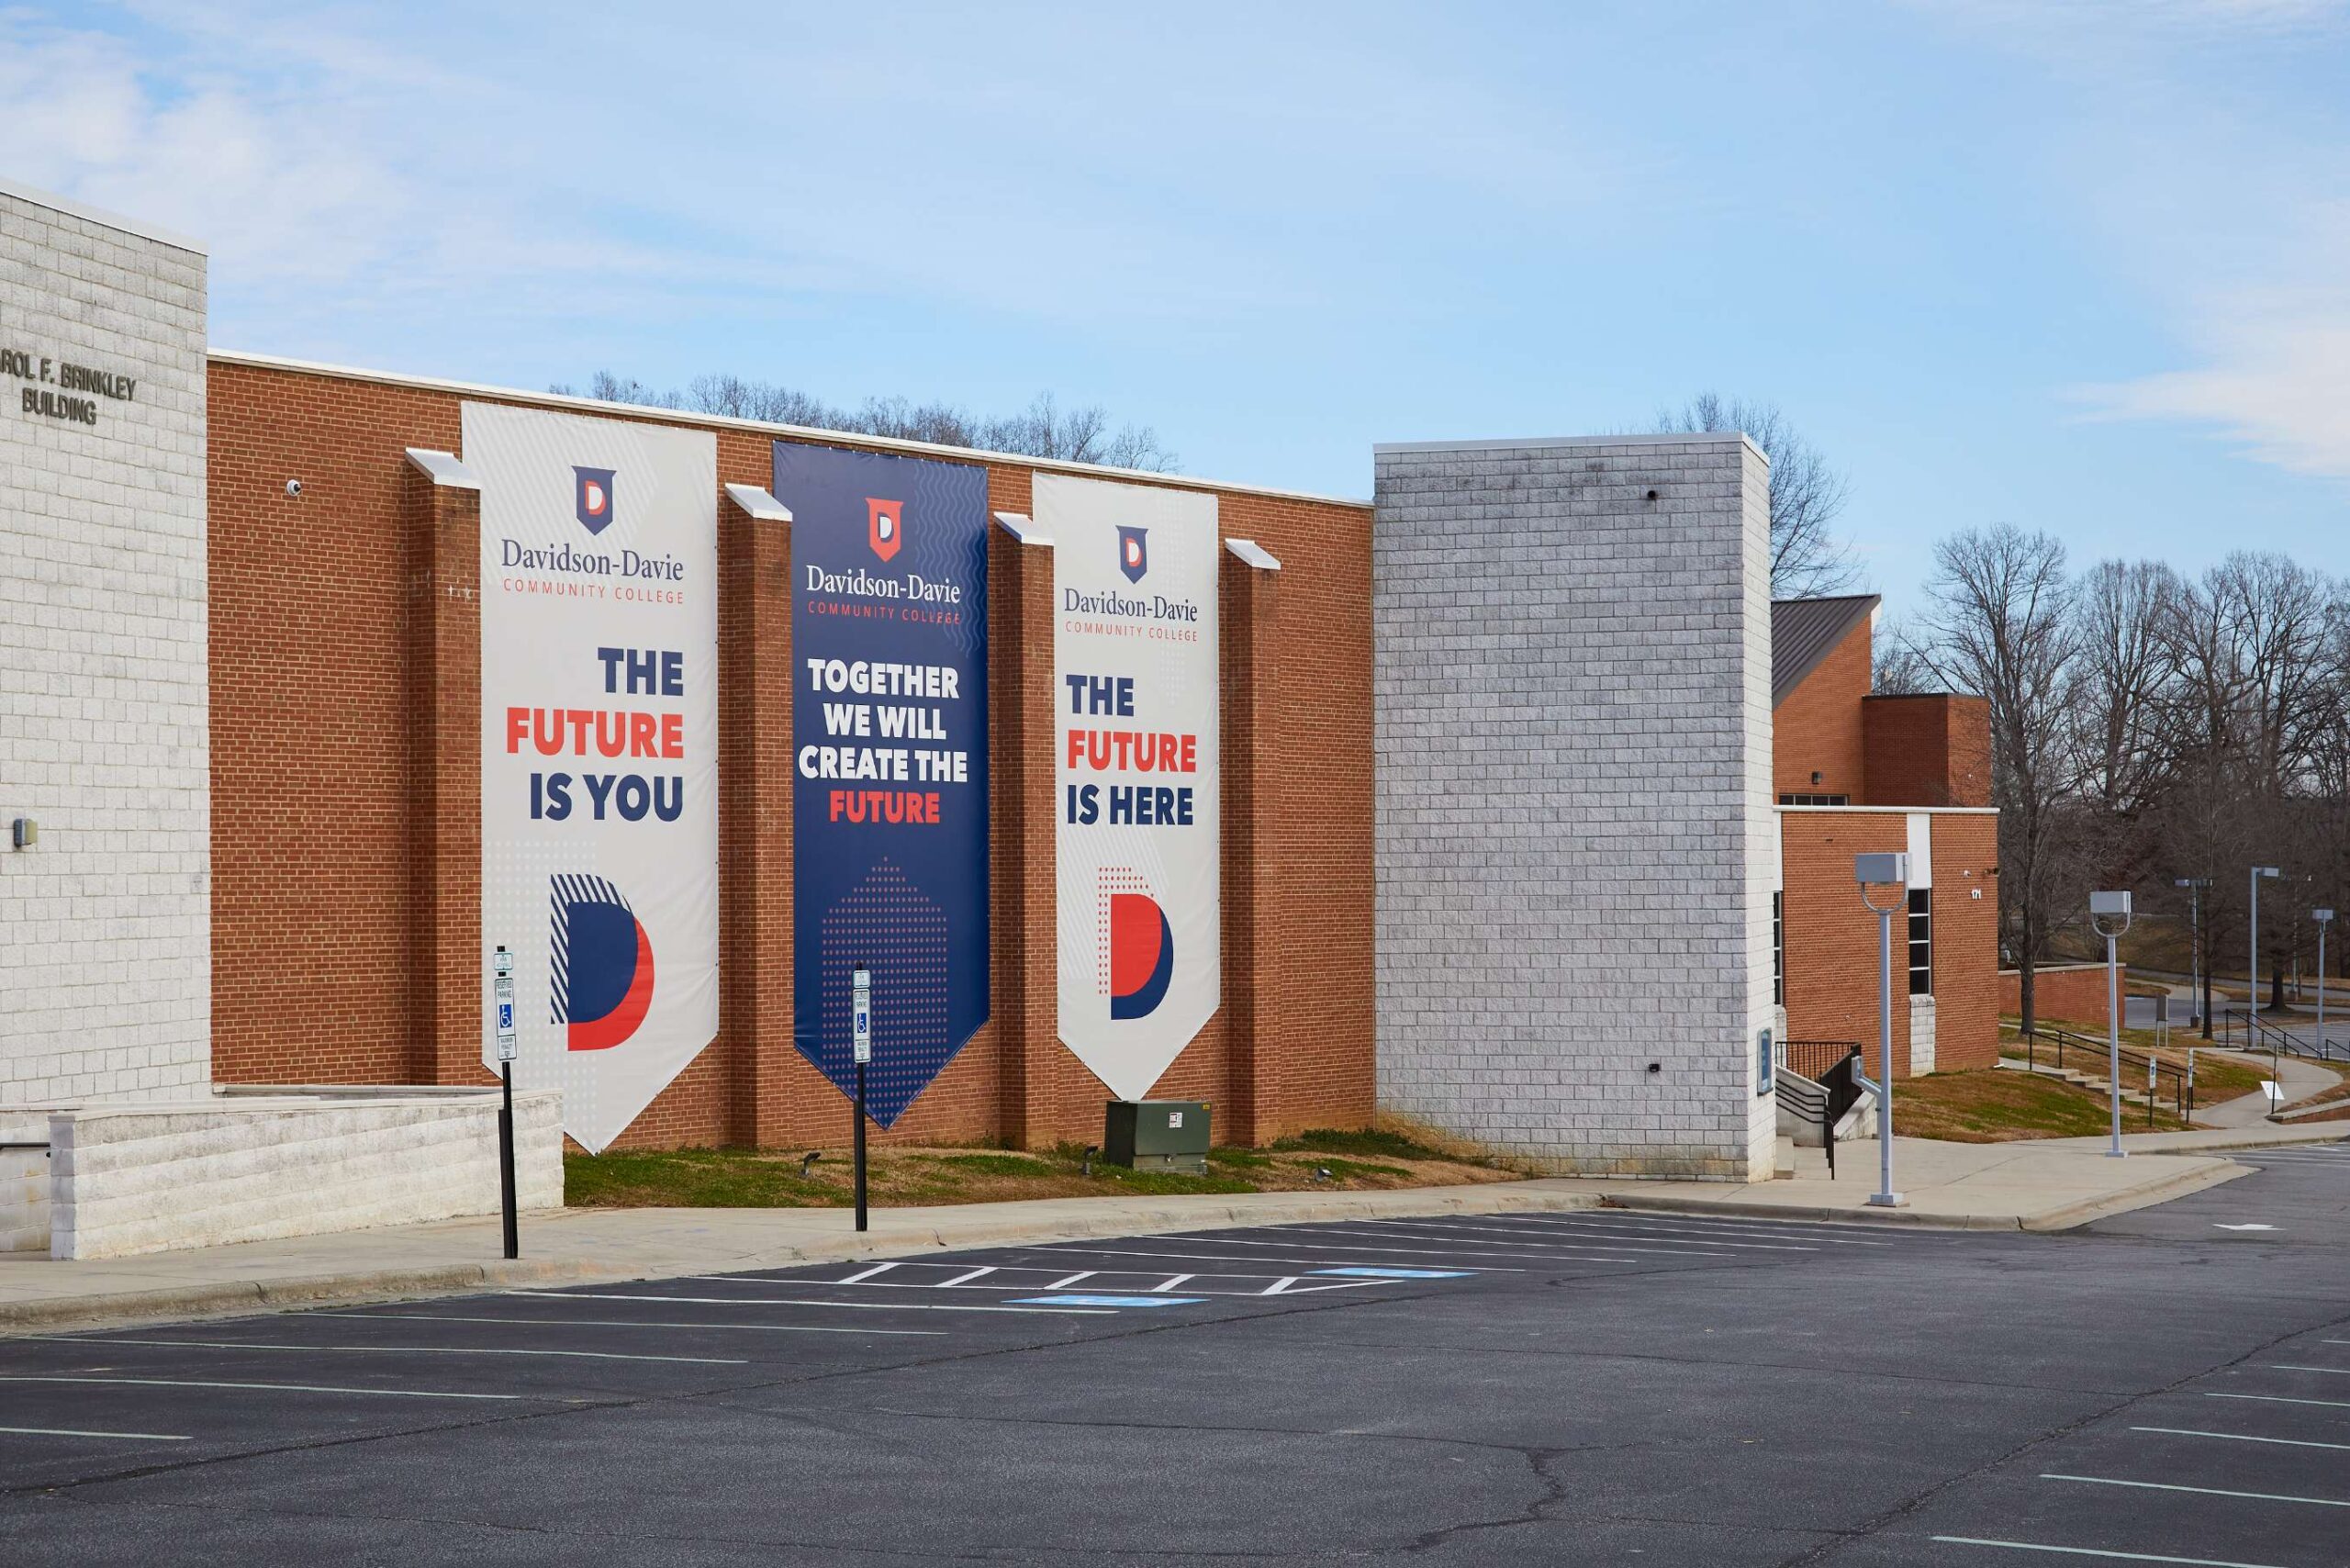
{"left": 6, "top": 1, "right": 2345, "bottom": 616}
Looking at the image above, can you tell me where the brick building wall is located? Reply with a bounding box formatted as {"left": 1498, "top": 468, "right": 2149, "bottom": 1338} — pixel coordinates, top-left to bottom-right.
{"left": 1777, "top": 807, "right": 1998, "bottom": 1076}
{"left": 1864, "top": 693, "right": 1992, "bottom": 808}
{"left": 1774, "top": 616, "right": 1870, "bottom": 801}
{"left": 206, "top": 354, "right": 1373, "bottom": 1150}
{"left": 0, "top": 183, "right": 211, "bottom": 1103}
{"left": 1373, "top": 435, "right": 1778, "bottom": 1181}
{"left": 2000, "top": 964, "right": 2137, "bottom": 1027}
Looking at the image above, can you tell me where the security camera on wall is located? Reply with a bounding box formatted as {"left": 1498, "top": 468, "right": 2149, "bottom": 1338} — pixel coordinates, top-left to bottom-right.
{"left": 285, "top": 478, "right": 303, "bottom": 498}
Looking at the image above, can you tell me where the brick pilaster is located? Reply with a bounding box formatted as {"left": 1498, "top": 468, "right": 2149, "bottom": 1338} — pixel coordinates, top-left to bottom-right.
{"left": 1220, "top": 543, "right": 1281, "bottom": 1143}
{"left": 721, "top": 495, "right": 794, "bottom": 1143}
{"left": 406, "top": 458, "right": 485, "bottom": 1085}
{"left": 990, "top": 512, "right": 1058, "bottom": 1148}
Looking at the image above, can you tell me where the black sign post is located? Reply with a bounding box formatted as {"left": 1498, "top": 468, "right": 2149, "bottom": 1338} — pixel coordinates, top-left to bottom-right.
{"left": 493, "top": 945, "right": 520, "bottom": 1260}
{"left": 852, "top": 964, "right": 872, "bottom": 1233}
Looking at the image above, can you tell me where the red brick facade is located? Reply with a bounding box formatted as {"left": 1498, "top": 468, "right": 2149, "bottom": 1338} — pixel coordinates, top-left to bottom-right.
{"left": 1774, "top": 617, "right": 1870, "bottom": 801}
{"left": 207, "top": 357, "right": 1373, "bottom": 1150}
{"left": 1774, "top": 600, "right": 2002, "bottom": 1077}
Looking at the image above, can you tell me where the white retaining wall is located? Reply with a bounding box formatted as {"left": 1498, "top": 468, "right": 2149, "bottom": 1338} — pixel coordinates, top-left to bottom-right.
{"left": 2, "top": 1091, "right": 563, "bottom": 1260}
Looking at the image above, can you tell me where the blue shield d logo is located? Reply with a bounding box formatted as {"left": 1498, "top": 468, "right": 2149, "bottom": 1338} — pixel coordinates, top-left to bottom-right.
{"left": 1117, "top": 526, "right": 1148, "bottom": 584}
{"left": 574, "top": 467, "right": 616, "bottom": 535}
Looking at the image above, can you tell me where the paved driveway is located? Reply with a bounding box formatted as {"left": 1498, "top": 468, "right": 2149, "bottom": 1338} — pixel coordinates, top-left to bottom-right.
{"left": 6, "top": 1152, "right": 2350, "bottom": 1565}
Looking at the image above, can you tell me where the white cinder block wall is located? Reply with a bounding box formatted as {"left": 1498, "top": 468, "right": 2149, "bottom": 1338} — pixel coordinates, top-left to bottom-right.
{"left": 1373, "top": 435, "right": 1779, "bottom": 1181}
{"left": 0, "top": 181, "right": 210, "bottom": 1103}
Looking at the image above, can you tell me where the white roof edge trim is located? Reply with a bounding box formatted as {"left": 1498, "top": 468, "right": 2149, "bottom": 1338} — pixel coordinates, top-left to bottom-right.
{"left": 404, "top": 448, "right": 481, "bottom": 490}
{"left": 208, "top": 350, "right": 1373, "bottom": 510}
{"left": 0, "top": 175, "right": 207, "bottom": 255}
{"left": 723, "top": 483, "right": 791, "bottom": 522}
{"left": 1225, "top": 538, "right": 1281, "bottom": 570}
{"left": 992, "top": 510, "right": 1051, "bottom": 546}
{"left": 1374, "top": 431, "right": 1770, "bottom": 467}
{"left": 1774, "top": 804, "right": 1999, "bottom": 816}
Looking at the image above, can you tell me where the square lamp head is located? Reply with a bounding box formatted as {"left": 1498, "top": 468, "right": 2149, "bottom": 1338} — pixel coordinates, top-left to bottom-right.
{"left": 2090, "top": 890, "right": 2132, "bottom": 918}
{"left": 1853, "top": 852, "right": 1908, "bottom": 886}
{"left": 2317, "top": 909, "right": 2336, "bottom": 925}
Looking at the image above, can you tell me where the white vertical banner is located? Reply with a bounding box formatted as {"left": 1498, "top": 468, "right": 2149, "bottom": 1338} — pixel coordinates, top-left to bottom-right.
{"left": 467, "top": 402, "right": 719, "bottom": 1153}
{"left": 1040, "top": 472, "right": 1220, "bottom": 1101}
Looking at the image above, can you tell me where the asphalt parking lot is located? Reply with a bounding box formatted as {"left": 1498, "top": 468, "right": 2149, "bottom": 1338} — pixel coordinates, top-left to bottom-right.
{"left": 6, "top": 1148, "right": 2350, "bottom": 1565}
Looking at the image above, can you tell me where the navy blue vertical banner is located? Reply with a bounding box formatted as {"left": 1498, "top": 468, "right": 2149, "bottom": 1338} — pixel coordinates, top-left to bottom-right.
{"left": 778, "top": 442, "right": 990, "bottom": 1126}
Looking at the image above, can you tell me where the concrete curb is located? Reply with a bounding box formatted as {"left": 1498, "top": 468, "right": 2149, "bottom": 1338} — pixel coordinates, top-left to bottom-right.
{"left": 1599, "top": 1155, "right": 2252, "bottom": 1233}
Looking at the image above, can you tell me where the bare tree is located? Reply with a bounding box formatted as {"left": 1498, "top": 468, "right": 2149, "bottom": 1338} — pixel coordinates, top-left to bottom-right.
{"left": 552, "top": 372, "right": 1179, "bottom": 473}
{"left": 2071, "top": 560, "right": 2182, "bottom": 819}
{"left": 1911, "top": 524, "right": 2079, "bottom": 1035}
{"left": 1871, "top": 616, "right": 1937, "bottom": 694}
{"left": 1658, "top": 393, "right": 1857, "bottom": 598}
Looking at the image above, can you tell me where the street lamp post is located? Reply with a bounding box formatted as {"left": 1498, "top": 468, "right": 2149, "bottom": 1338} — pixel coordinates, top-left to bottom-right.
{"left": 2251, "top": 866, "right": 2281, "bottom": 1037}
{"left": 1855, "top": 852, "right": 1909, "bottom": 1208}
{"left": 2090, "top": 891, "right": 2133, "bottom": 1159}
{"left": 2175, "top": 877, "right": 2210, "bottom": 1035}
{"left": 2316, "top": 909, "right": 2335, "bottom": 1052}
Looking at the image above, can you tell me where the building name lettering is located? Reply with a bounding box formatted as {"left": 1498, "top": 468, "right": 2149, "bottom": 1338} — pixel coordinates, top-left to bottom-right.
{"left": 3, "top": 347, "right": 138, "bottom": 431}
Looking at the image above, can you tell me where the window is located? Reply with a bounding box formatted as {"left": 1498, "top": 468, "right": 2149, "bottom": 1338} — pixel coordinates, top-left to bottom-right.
{"left": 1777, "top": 792, "right": 1851, "bottom": 806}
{"left": 1907, "top": 887, "right": 1931, "bottom": 996}
{"left": 1772, "top": 890, "right": 1785, "bottom": 1007}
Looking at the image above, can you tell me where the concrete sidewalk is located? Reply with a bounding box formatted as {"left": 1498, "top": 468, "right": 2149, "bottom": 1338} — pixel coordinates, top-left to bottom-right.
{"left": 4, "top": 1131, "right": 2309, "bottom": 1336}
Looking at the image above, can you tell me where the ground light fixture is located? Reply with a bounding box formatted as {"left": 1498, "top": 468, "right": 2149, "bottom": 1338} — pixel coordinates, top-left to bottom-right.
{"left": 2089, "top": 890, "right": 2134, "bottom": 1159}
{"left": 2175, "top": 876, "right": 2212, "bottom": 1033}
{"left": 1854, "top": 852, "right": 1909, "bottom": 1207}
{"left": 2251, "top": 866, "right": 2281, "bottom": 1026}
{"left": 2316, "top": 909, "right": 2334, "bottom": 1048}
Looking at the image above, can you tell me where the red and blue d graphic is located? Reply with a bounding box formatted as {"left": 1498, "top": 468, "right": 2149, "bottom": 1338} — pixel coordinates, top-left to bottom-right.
{"left": 1117, "top": 525, "right": 1148, "bottom": 584}
{"left": 574, "top": 467, "right": 616, "bottom": 535}
{"left": 867, "top": 497, "right": 903, "bottom": 563}
{"left": 1108, "top": 890, "right": 1174, "bottom": 1020}
{"left": 553, "top": 874, "right": 655, "bottom": 1051}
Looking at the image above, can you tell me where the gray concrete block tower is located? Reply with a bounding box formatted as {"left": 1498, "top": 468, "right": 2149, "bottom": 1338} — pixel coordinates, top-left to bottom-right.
{"left": 1372, "top": 434, "right": 1777, "bottom": 1180}
{"left": 0, "top": 179, "right": 210, "bottom": 1103}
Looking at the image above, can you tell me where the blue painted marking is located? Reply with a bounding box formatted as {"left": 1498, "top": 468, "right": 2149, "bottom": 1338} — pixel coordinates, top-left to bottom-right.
{"left": 1310, "top": 1267, "right": 1475, "bottom": 1280}
{"left": 1007, "top": 1294, "right": 1207, "bottom": 1308}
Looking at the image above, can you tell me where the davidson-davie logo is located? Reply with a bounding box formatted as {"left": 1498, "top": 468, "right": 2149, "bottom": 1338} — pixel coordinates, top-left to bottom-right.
{"left": 575, "top": 467, "right": 617, "bottom": 535}
{"left": 1117, "top": 525, "right": 1148, "bottom": 583}
{"left": 867, "top": 498, "right": 903, "bottom": 563}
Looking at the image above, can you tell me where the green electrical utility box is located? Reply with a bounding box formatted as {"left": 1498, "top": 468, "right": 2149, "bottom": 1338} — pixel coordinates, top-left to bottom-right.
{"left": 1103, "top": 1101, "right": 1211, "bottom": 1173}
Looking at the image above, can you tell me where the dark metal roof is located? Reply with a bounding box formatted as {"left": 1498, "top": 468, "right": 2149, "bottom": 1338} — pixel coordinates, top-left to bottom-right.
{"left": 1772, "top": 594, "right": 1879, "bottom": 707}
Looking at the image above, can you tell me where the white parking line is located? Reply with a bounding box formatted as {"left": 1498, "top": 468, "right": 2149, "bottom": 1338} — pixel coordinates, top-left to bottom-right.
{"left": 37, "top": 1337, "right": 748, "bottom": 1365}
{"left": 1482, "top": 1213, "right": 1886, "bottom": 1247}
{"left": 0, "top": 1426, "right": 192, "bottom": 1442}
{"left": 1148, "top": 1274, "right": 1195, "bottom": 1293}
{"left": 325, "top": 1312, "right": 944, "bottom": 1337}
{"left": 2267, "top": 1364, "right": 2350, "bottom": 1377}
{"left": 1570, "top": 1211, "right": 1898, "bottom": 1240}
{"left": 1152, "top": 1233, "right": 1673, "bottom": 1267}
{"left": 1045, "top": 1271, "right": 1096, "bottom": 1288}
{"left": 2203, "top": 1392, "right": 2350, "bottom": 1412}
{"left": 714, "top": 1267, "right": 1372, "bottom": 1299}
{"left": 515, "top": 1289, "right": 1114, "bottom": 1316}
{"left": 2132, "top": 1426, "right": 2350, "bottom": 1452}
{"left": 1273, "top": 1224, "right": 1739, "bottom": 1261}
{"left": 0, "top": 1376, "right": 530, "bottom": 1401}
{"left": 2041, "top": 1473, "right": 2350, "bottom": 1508}
{"left": 1366, "top": 1216, "right": 1816, "bottom": 1252}
{"left": 1931, "top": 1536, "right": 2288, "bottom": 1566}
{"left": 835, "top": 1261, "right": 901, "bottom": 1283}
{"left": 935, "top": 1267, "right": 998, "bottom": 1288}
{"left": 1015, "top": 1244, "right": 1528, "bottom": 1272}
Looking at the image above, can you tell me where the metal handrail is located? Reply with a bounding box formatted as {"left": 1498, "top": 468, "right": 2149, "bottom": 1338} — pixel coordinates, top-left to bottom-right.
{"left": 2221, "top": 1007, "right": 2350, "bottom": 1065}
{"left": 2018, "top": 1026, "right": 2191, "bottom": 1127}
